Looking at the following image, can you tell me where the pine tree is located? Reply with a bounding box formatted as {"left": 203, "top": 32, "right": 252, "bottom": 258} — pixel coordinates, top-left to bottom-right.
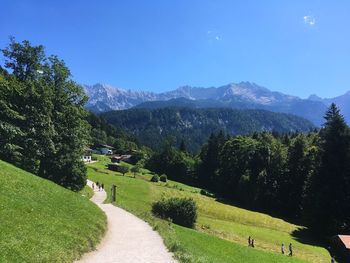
{"left": 179, "top": 139, "right": 187, "bottom": 153}
{"left": 306, "top": 103, "right": 350, "bottom": 234}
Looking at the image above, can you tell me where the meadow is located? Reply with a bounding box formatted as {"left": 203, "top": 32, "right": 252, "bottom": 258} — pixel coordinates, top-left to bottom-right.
{"left": 0, "top": 160, "right": 106, "bottom": 263}
{"left": 87, "top": 155, "right": 330, "bottom": 263}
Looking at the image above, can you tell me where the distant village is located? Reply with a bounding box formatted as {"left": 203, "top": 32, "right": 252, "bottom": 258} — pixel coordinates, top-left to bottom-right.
{"left": 82, "top": 144, "right": 135, "bottom": 172}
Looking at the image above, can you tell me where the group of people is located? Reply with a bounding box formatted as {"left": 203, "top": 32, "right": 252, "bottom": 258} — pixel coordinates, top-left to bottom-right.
{"left": 281, "top": 242, "right": 293, "bottom": 257}
{"left": 247, "top": 236, "right": 255, "bottom": 248}
{"left": 92, "top": 181, "right": 104, "bottom": 191}
{"left": 248, "top": 237, "right": 293, "bottom": 256}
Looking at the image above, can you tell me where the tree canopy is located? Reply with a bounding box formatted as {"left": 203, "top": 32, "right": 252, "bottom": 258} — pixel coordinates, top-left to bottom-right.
{"left": 0, "top": 38, "right": 89, "bottom": 190}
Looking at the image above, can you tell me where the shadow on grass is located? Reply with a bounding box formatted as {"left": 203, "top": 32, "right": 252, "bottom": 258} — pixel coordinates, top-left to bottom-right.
{"left": 290, "top": 228, "right": 347, "bottom": 263}
{"left": 291, "top": 227, "right": 327, "bottom": 247}
{"left": 91, "top": 166, "right": 109, "bottom": 174}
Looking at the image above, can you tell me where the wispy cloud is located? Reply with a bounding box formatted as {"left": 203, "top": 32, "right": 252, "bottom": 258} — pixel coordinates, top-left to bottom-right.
{"left": 303, "top": 15, "right": 316, "bottom": 26}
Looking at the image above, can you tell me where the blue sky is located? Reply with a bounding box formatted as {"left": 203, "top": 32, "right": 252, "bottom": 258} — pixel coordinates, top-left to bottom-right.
{"left": 1, "top": 0, "right": 349, "bottom": 98}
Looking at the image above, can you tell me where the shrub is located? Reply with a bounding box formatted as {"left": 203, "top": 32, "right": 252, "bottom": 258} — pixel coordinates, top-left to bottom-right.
{"left": 200, "top": 189, "right": 216, "bottom": 198}
{"left": 160, "top": 174, "right": 167, "bottom": 182}
{"left": 152, "top": 197, "right": 197, "bottom": 228}
{"left": 150, "top": 174, "right": 159, "bottom": 182}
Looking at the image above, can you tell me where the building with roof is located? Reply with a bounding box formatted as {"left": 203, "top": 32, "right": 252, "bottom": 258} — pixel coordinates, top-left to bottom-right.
{"left": 82, "top": 148, "right": 92, "bottom": 162}
{"left": 96, "top": 144, "right": 114, "bottom": 155}
{"left": 331, "top": 235, "right": 350, "bottom": 261}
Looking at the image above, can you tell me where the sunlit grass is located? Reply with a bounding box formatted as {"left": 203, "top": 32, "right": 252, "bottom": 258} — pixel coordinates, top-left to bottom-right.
{"left": 87, "top": 155, "right": 330, "bottom": 263}
{"left": 0, "top": 160, "right": 106, "bottom": 263}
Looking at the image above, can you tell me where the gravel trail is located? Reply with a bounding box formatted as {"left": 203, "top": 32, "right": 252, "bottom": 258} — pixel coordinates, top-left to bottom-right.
{"left": 76, "top": 180, "right": 177, "bottom": 263}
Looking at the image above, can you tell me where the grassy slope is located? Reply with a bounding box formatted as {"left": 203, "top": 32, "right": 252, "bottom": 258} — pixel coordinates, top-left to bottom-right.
{"left": 0, "top": 160, "right": 106, "bottom": 263}
{"left": 88, "top": 155, "right": 330, "bottom": 263}
{"left": 79, "top": 185, "right": 94, "bottom": 199}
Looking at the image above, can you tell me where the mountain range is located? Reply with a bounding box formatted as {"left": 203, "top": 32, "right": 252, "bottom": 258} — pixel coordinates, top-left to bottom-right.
{"left": 84, "top": 82, "right": 350, "bottom": 125}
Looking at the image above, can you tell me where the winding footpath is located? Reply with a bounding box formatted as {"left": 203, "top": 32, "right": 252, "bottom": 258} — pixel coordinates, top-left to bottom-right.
{"left": 76, "top": 180, "right": 177, "bottom": 263}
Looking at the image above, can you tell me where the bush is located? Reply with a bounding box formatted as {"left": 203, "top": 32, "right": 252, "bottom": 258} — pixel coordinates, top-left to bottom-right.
{"left": 160, "top": 174, "right": 167, "bottom": 182}
{"left": 152, "top": 197, "right": 197, "bottom": 228}
{"left": 150, "top": 174, "right": 159, "bottom": 182}
{"left": 200, "top": 189, "right": 216, "bottom": 198}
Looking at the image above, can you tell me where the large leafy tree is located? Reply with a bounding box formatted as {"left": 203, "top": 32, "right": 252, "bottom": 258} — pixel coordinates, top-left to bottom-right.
{"left": 0, "top": 71, "right": 25, "bottom": 167}
{"left": 37, "top": 56, "right": 89, "bottom": 190}
{"left": 0, "top": 38, "right": 89, "bottom": 190}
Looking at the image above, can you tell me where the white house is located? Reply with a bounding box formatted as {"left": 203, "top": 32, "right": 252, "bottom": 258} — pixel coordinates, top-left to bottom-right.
{"left": 82, "top": 148, "right": 92, "bottom": 162}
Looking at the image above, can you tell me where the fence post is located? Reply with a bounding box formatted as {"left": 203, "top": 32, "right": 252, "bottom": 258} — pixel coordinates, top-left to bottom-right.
{"left": 111, "top": 184, "right": 117, "bottom": 202}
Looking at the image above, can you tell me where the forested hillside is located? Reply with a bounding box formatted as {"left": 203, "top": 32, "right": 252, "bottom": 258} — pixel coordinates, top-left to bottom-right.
{"left": 102, "top": 107, "right": 315, "bottom": 152}
{"left": 145, "top": 104, "right": 350, "bottom": 238}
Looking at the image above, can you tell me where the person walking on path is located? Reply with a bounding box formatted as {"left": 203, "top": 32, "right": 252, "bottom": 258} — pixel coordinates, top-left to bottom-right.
{"left": 92, "top": 183, "right": 95, "bottom": 190}
{"left": 281, "top": 243, "right": 285, "bottom": 254}
{"left": 251, "top": 239, "right": 255, "bottom": 248}
{"left": 248, "top": 236, "right": 251, "bottom": 247}
{"left": 288, "top": 243, "right": 293, "bottom": 257}
{"left": 102, "top": 183, "right": 104, "bottom": 190}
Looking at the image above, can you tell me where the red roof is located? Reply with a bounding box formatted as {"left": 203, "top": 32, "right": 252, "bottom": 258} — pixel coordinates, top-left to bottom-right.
{"left": 338, "top": 235, "right": 350, "bottom": 249}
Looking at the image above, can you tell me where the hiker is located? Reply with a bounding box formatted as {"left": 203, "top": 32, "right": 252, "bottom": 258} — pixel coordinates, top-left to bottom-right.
{"left": 288, "top": 243, "right": 293, "bottom": 257}
{"left": 251, "top": 239, "right": 255, "bottom": 248}
{"left": 248, "top": 236, "right": 251, "bottom": 246}
{"left": 96, "top": 181, "right": 99, "bottom": 188}
{"left": 99, "top": 184, "right": 101, "bottom": 191}
{"left": 281, "top": 243, "right": 285, "bottom": 254}
{"left": 92, "top": 183, "right": 95, "bottom": 190}
{"left": 331, "top": 256, "right": 335, "bottom": 263}
{"left": 102, "top": 183, "right": 104, "bottom": 190}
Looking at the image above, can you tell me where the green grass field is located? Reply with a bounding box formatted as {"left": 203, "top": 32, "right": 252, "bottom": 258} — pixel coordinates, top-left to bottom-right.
{"left": 79, "top": 185, "right": 94, "bottom": 199}
{"left": 87, "top": 155, "right": 331, "bottom": 263}
{"left": 0, "top": 160, "right": 107, "bottom": 263}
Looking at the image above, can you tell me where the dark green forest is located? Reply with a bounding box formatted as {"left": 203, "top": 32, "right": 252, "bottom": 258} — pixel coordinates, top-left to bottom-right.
{"left": 102, "top": 107, "right": 315, "bottom": 152}
{"left": 145, "top": 104, "right": 350, "bottom": 237}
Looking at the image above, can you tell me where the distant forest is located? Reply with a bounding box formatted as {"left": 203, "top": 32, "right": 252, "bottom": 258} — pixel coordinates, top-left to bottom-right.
{"left": 102, "top": 107, "right": 315, "bottom": 152}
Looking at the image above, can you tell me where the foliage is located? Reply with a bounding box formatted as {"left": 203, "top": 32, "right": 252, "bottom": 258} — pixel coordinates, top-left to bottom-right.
{"left": 200, "top": 189, "right": 215, "bottom": 198}
{"left": 145, "top": 140, "right": 198, "bottom": 184}
{"left": 0, "top": 160, "right": 106, "bottom": 262}
{"left": 118, "top": 165, "right": 129, "bottom": 176}
{"left": 160, "top": 174, "right": 167, "bottom": 182}
{"left": 102, "top": 107, "right": 315, "bottom": 153}
{"left": 0, "top": 38, "right": 89, "bottom": 190}
{"left": 150, "top": 174, "right": 160, "bottom": 182}
{"left": 86, "top": 111, "right": 145, "bottom": 154}
{"left": 305, "top": 103, "right": 350, "bottom": 235}
{"left": 130, "top": 164, "right": 140, "bottom": 177}
{"left": 152, "top": 197, "right": 197, "bottom": 228}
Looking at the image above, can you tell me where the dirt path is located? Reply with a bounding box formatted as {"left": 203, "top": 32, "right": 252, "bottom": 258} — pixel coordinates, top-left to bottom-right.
{"left": 76, "top": 180, "right": 177, "bottom": 263}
